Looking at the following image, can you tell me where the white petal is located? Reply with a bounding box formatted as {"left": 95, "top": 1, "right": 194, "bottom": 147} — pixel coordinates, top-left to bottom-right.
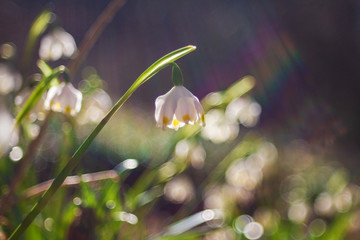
{"left": 176, "top": 85, "right": 198, "bottom": 99}
{"left": 161, "top": 97, "right": 177, "bottom": 126}
{"left": 60, "top": 83, "right": 82, "bottom": 115}
{"left": 154, "top": 95, "right": 166, "bottom": 122}
{"left": 193, "top": 98, "right": 205, "bottom": 124}
{"left": 155, "top": 87, "right": 178, "bottom": 127}
{"left": 44, "top": 82, "right": 82, "bottom": 116}
{"left": 44, "top": 83, "right": 64, "bottom": 110}
{"left": 175, "top": 97, "right": 197, "bottom": 124}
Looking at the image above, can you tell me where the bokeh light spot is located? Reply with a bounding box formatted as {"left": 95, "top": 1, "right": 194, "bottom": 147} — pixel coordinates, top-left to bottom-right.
{"left": 309, "top": 218, "right": 326, "bottom": 237}
{"left": 73, "top": 197, "right": 82, "bottom": 206}
{"left": 122, "top": 159, "right": 138, "bottom": 170}
{"left": 9, "top": 146, "right": 23, "bottom": 162}
{"left": 243, "top": 222, "right": 264, "bottom": 240}
{"left": 44, "top": 218, "right": 54, "bottom": 232}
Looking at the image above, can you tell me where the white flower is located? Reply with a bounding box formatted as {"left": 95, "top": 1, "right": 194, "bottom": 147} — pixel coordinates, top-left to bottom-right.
{"left": 225, "top": 97, "right": 261, "bottom": 127}
{"left": 0, "top": 63, "right": 22, "bottom": 95}
{"left": 77, "top": 89, "right": 112, "bottom": 124}
{"left": 155, "top": 86, "right": 205, "bottom": 130}
{"left": 164, "top": 176, "right": 195, "bottom": 203}
{"left": 201, "top": 109, "right": 239, "bottom": 144}
{"left": 44, "top": 82, "right": 82, "bottom": 116}
{"left": 39, "top": 28, "right": 77, "bottom": 61}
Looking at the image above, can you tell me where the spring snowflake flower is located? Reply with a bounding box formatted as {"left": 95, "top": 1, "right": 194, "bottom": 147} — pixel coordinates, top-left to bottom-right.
{"left": 45, "top": 82, "right": 82, "bottom": 116}
{"left": 39, "top": 28, "right": 77, "bottom": 61}
{"left": 155, "top": 86, "right": 205, "bottom": 130}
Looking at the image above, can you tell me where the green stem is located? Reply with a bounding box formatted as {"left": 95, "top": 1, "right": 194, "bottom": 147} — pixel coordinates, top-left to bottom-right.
{"left": 9, "top": 45, "right": 196, "bottom": 240}
{"left": 171, "top": 62, "right": 184, "bottom": 86}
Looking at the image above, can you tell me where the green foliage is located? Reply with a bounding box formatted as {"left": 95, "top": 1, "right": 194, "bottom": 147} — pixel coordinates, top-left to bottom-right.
{"left": 1, "top": 5, "right": 359, "bottom": 240}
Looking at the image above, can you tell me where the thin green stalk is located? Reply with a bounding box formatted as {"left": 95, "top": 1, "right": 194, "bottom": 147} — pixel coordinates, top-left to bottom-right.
{"left": 21, "top": 10, "right": 52, "bottom": 75}
{"left": 9, "top": 45, "right": 196, "bottom": 240}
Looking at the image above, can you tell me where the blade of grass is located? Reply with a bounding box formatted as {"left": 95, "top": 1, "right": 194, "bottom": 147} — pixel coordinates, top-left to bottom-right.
{"left": 150, "top": 209, "right": 222, "bottom": 240}
{"left": 9, "top": 45, "right": 196, "bottom": 240}
{"left": 318, "top": 212, "right": 351, "bottom": 240}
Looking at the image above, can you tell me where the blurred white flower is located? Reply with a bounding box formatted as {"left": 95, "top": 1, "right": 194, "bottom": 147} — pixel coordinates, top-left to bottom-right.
{"left": 164, "top": 176, "right": 195, "bottom": 203}
{"left": 189, "top": 145, "right": 206, "bottom": 169}
{"left": 175, "top": 139, "right": 191, "bottom": 159}
{"left": 226, "top": 158, "right": 263, "bottom": 191}
{"left": 45, "top": 82, "right": 82, "bottom": 116}
{"left": 243, "top": 222, "right": 264, "bottom": 240}
{"left": 204, "top": 186, "right": 228, "bottom": 210}
{"left": 155, "top": 86, "right": 204, "bottom": 130}
{"left": 202, "top": 109, "right": 239, "bottom": 144}
{"left": 77, "top": 89, "right": 112, "bottom": 124}
{"left": 314, "top": 192, "right": 334, "bottom": 216}
{"left": 0, "top": 108, "right": 15, "bottom": 156}
{"left": 225, "top": 97, "right": 261, "bottom": 127}
{"left": 288, "top": 202, "right": 310, "bottom": 223}
{"left": 0, "top": 63, "right": 22, "bottom": 95}
{"left": 39, "top": 28, "right": 77, "bottom": 61}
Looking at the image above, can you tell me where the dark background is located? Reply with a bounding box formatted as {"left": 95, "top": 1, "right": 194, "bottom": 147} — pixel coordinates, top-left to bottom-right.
{"left": 1, "top": 0, "right": 359, "bottom": 170}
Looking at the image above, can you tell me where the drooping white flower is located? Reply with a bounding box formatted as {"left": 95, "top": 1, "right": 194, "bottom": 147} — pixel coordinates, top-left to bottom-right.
{"left": 39, "top": 28, "right": 77, "bottom": 61}
{"left": 44, "top": 82, "right": 82, "bottom": 116}
{"left": 77, "top": 89, "right": 112, "bottom": 125}
{"left": 155, "top": 86, "right": 205, "bottom": 130}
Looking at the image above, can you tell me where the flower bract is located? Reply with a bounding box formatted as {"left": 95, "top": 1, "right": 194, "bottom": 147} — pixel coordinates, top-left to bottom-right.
{"left": 44, "top": 82, "right": 82, "bottom": 116}
{"left": 155, "top": 86, "right": 205, "bottom": 130}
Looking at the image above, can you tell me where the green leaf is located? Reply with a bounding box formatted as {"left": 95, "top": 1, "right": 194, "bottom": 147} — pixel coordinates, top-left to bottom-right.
{"left": 15, "top": 62, "right": 63, "bottom": 126}
{"left": 130, "top": 45, "right": 196, "bottom": 91}
{"left": 318, "top": 213, "right": 351, "bottom": 240}
{"left": 37, "top": 59, "right": 53, "bottom": 77}
{"left": 202, "top": 75, "right": 255, "bottom": 111}
{"left": 152, "top": 209, "right": 222, "bottom": 240}
{"left": 152, "top": 231, "right": 204, "bottom": 240}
